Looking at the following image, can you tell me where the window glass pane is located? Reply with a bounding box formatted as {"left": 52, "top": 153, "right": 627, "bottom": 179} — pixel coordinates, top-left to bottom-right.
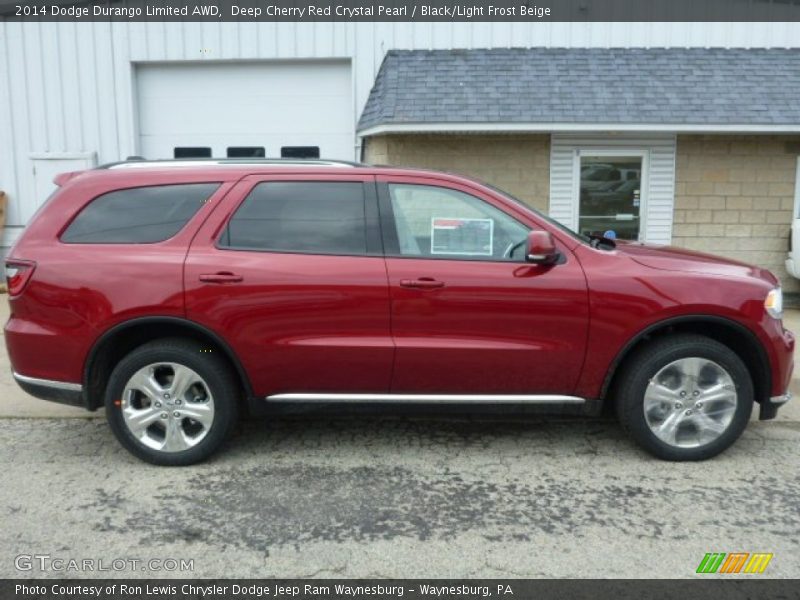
{"left": 224, "top": 182, "right": 367, "bottom": 255}
{"left": 227, "top": 147, "right": 266, "bottom": 158}
{"left": 579, "top": 156, "right": 642, "bottom": 241}
{"left": 281, "top": 146, "right": 320, "bottom": 159}
{"left": 61, "top": 183, "right": 219, "bottom": 244}
{"left": 174, "top": 147, "right": 212, "bottom": 158}
{"left": 388, "top": 184, "right": 529, "bottom": 261}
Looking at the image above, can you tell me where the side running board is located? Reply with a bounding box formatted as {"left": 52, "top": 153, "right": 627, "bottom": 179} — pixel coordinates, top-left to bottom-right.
{"left": 265, "top": 393, "right": 585, "bottom": 404}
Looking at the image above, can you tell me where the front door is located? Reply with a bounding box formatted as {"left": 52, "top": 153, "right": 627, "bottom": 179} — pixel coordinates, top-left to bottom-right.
{"left": 578, "top": 153, "right": 645, "bottom": 241}
{"left": 379, "top": 177, "right": 590, "bottom": 395}
{"left": 184, "top": 175, "right": 393, "bottom": 398}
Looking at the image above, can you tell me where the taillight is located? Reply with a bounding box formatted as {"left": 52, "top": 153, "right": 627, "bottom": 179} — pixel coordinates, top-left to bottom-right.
{"left": 5, "top": 260, "right": 36, "bottom": 296}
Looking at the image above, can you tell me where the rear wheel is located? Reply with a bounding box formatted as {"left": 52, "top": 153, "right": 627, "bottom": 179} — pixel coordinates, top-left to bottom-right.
{"left": 105, "top": 338, "right": 239, "bottom": 465}
{"left": 615, "top": 334, "right": 753, "bottom": 461}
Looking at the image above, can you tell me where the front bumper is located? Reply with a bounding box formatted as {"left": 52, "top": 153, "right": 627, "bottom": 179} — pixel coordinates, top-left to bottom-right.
{"left": 760, "top": 392, "right": 793, "bottom": 420}
{"left": 12, "top": 372, "right": 85, "bottom": 408}
{"left": 758, "top": 322, "right": 794, "bottom": 420}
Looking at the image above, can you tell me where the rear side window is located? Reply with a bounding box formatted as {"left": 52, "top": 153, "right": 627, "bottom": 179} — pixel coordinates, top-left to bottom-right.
{"left": 61, "top": 183, "right": 219, "bottom": 244}
{"left": 221, "top": 181, "right": 367, "bottom": 255}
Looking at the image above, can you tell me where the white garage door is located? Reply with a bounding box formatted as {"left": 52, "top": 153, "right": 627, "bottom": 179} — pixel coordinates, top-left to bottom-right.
{"left": 136, "top": 61, "right": 354, "bottom": 161}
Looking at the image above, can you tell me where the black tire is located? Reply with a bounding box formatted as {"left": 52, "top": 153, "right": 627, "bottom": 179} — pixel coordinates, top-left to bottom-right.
{"left": 615, "top": 333, "right": 753, "bottom": 461}
{"left": 105, "top": 338, "right": 239, "bottom": 466}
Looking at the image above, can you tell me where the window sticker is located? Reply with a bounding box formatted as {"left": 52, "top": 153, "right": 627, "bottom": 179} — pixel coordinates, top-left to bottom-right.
{"left": 431, "top": 217, "right": 494, "bottom": 256}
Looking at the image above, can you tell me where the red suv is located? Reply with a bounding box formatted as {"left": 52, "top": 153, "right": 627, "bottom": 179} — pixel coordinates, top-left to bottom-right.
{"left": 5, "top": 160, "right": 794, "bottom": 465}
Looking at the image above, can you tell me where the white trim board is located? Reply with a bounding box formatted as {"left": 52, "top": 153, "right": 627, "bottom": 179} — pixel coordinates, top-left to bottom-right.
{"left": 358, "top": 123, "right": 800, "bottom": 137}
{"left": 794, "top": 157, "right": 800, "bottom": 221}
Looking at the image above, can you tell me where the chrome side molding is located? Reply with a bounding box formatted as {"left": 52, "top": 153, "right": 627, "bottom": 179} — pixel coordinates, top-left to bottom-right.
{"left": 13, "top": 372, "right": 83, "bottom": 392}
{"left": 265, "top": 393, "right": 585, "bottom": 404}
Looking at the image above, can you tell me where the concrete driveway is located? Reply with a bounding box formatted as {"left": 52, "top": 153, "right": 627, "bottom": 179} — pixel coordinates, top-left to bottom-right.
{"left": 1, "top": 298, "right": 799, "bottom": 578}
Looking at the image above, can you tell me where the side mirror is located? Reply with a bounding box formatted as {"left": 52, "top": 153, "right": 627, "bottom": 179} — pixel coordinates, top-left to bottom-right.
{"left": 526, "top": 231, "right": 559, "bottom": 265}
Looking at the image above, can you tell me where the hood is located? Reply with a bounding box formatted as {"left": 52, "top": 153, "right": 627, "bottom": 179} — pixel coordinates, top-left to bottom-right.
{"left": 614, "top": 240, "right": 777, "bottom": 284}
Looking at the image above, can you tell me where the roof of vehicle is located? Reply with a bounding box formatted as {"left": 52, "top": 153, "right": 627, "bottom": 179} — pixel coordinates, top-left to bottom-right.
{"left": 59, "top": 158, "right": 479, "bottom": 185}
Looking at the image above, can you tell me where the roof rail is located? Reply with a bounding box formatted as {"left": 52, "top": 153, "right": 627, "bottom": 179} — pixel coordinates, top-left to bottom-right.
{"left": 98, "top": 158, "right": 366, "bottom": 170}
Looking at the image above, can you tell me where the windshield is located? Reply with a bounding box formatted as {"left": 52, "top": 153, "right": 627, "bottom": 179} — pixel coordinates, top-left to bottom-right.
{"left": 483, "top": 183, "right": 591, "bottom": 245}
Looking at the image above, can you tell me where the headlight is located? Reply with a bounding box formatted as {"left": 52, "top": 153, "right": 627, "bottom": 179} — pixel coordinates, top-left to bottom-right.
{"left": 765, "top": 287, "right": 783, "bottom": 320}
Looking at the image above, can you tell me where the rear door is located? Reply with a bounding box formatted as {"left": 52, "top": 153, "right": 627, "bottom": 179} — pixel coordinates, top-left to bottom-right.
{"left": 378, "top": 176, "right": 590, "bottom": 395}
{"left": 184, "top": 174, "right": 393, "bottom": 398}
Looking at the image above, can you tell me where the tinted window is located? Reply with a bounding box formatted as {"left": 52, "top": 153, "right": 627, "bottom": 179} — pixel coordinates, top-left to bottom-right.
{"left": 222, "top": 182, "right": 367, "bottom": 255}
{"left": 174, "top": 147, "right": 211, "bottom": 158}
{"left": 62, "top": 183, "right": 219, "bottom": 244}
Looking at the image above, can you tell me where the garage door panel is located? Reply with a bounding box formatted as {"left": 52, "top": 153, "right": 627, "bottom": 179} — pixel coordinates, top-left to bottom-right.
{"left": 136, "top": 61, "right": 353, "bottom": 160}
{"left": 140, "top": 94, "right": 351, "bottom": 132}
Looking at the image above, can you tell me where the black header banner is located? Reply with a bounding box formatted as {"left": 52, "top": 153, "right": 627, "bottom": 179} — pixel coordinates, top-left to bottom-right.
{"left": 3, "top": 579, "right": 800, "bottom": 600}
{"left": 3, "top": 0, "right": 800, "bottom": 22}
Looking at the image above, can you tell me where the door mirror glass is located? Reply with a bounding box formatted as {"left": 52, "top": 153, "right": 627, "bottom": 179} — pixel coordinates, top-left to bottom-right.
{"left": 526, "top": 231, "right": 559, "bottom": 265}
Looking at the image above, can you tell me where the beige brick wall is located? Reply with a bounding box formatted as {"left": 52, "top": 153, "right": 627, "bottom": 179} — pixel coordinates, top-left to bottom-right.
{"left": 363, "top": 134, "right": 550, "bottom": 212}
{"left": 673, "top": 135, "right": 799, "bottom": 292}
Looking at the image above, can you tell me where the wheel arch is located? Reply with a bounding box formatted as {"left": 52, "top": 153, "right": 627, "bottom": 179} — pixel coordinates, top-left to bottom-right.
{"left": 83, "top": 316, "right": 254, "bottom": 411}
{"left": 601, "top": 314, "right": 772, "bottom": 405}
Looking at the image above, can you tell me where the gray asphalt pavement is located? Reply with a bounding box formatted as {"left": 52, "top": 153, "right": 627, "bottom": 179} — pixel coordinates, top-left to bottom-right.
{"left": 2, "top": 413, "right": 799, "bottom": 578}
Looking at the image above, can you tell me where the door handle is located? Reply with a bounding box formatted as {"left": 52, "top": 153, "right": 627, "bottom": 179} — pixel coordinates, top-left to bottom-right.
{"left": 199, "top": 272, "right": 243, "bottom": 284}
{"left": 399, "top": 278, "right": 445, "bottom": 290}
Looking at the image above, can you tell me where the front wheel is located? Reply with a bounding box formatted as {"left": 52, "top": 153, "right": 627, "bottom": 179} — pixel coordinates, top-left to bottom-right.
{"left": 615, "top": 334, "right": 753, "bottom": 461}
{"left": 105, "top": 338, "right": 239, "bottom": 466}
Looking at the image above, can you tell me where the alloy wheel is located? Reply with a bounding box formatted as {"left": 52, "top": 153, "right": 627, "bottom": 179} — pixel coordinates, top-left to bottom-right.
{"left": 120, "top": 362, "right": 215, "bottom": 452}
{"left": 643, "top": 357, "right": 738, "bottom": 448}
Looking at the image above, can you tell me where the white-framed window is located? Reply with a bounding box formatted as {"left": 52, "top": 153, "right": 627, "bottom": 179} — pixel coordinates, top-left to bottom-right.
{"left": 549, "top": 135, "right": 676, "bottom": 245}
{"left": 574, "top": 149, "right": 648, "bottom": 241}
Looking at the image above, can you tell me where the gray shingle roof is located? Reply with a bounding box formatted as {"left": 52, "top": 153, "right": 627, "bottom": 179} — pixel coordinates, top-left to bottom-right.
{"left": 357, "top": 48, "right": 800, "bottom": 132}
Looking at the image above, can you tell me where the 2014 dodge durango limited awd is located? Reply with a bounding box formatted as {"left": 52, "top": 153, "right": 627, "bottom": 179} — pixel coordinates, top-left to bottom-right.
{"left": 4, "top": 159, "right": 794, "bottom": 465}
